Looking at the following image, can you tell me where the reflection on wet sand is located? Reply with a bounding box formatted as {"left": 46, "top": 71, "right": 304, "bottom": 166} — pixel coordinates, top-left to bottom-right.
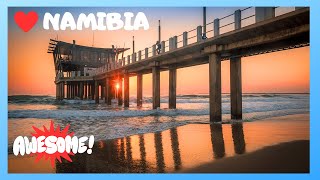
{"left": 170, "top": 128, "right": 181, "bottom": 171}
{"left": 232, "top": 123, "right": 246, "bottom": 155}
{"left": 210, "top": 124, "right": 225, "bottom": 159}
{"left": 8, "top": 114, "right": 309, "bottom": 173}
{"left": 55, "top": 123, "right": 246, "bottom": 173}
{"left": 154, "top": 132, "right": 165, "bottom": 172}
{"left": 138, "top": 134, "right": 146, "bottom": 171}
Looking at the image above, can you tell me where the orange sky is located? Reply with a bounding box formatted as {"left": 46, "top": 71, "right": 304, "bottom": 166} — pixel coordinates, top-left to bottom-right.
{"left": 8, "top": 7, "right": 309, "bottom": 96}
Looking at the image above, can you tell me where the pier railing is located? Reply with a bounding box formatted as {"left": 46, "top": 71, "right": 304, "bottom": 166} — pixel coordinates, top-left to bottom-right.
{"left": 91, "top": 7, "right": 299, "bottom": 76}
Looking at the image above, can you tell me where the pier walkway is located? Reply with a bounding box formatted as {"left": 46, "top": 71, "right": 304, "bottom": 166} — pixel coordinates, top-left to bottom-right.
{"left": 49, "top": 7, "right": 309, "bottom": 122}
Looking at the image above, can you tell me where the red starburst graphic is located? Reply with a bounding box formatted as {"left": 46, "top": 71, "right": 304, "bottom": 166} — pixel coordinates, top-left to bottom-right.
{"left": 31, "top": 121, "right": 75, "bottom": 167}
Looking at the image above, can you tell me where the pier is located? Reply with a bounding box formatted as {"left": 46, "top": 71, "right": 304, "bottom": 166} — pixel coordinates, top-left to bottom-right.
{"left": 48, "top": 7, "right": 310, "bottom": 122}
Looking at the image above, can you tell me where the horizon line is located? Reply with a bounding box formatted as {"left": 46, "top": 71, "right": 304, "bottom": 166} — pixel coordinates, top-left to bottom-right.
{"left": 8, "top": 92, "right": 310, "bottom": 97}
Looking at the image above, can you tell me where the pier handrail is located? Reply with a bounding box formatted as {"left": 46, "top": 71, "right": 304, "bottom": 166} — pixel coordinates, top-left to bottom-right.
{"left": 91, "top": 7, "right": 299, "bottom": 76}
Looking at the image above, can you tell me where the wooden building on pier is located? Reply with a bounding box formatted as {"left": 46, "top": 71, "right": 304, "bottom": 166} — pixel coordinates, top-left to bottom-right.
{"left": 48, "top": 39, "right": 129, "bottom": 101}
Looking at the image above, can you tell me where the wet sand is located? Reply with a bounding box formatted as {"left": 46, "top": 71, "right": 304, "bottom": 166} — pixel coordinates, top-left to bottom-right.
{"left": 182, "top": 140, "right": 309, "bottom": 173}
{"left": 8, "top": 114, "right": 309, "bottom": 173}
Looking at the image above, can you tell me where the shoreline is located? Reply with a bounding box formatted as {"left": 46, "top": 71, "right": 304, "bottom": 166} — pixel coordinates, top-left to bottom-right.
{"left": 7, "top": 113, "right": 309, "bottom": 154}
{"left": 8, "top": 113, "right": 309, "bottom": 173}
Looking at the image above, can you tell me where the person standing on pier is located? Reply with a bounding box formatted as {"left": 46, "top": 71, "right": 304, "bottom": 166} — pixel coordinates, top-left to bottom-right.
{"left": 156, "top": 41, "right": 161, "bottom": 54}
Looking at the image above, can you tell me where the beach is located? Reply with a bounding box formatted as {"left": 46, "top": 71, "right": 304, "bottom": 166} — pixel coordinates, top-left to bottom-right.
{"left": 182, "top": 140, "right": 309, "bottom": 173}
{"left": 6, "top": 5, "right": 311, "bottom": 175}
{"left": 8, "top": 113, "right": 309, "bottom": 173}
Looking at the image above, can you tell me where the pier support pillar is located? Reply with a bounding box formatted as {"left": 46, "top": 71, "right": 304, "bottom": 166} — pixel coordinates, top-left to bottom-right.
{"left": 58, "top": 84, "right": 61, "bottom": 100}
{"left": 110, "top": 83, "right": 114, "bottom": 99}
{"left": 124, "top": 73, "right": 130, "bottom": 107}
{"left": 104, "top": 78, "right": 108, "bottom": 104}
{"left": 73, "top": 83, "right": 76, "bottom": 98}
{"left": 230, "top": 57, "right": 242, "bottom": 119}
{"left": 66, "top": 84, "right": 70, "bottom": 99}
{"left": 60, "top": 83, "right": 63, "bottom": 99}
{"left": 76, "top": 83, "right": 78, "bottom": 99}
{"left": 137, "top": 73, "right": 143, "bottom": 107}
{"left": 74, "top": 83, "right": 78, "bottom": 98}
{"left": 77, "top": 83, "right": 80, "bottom": 98}
{"left": 75, "top": 83, "right": 78, "bottom": 98}
{"left": 72, "top": 84, "right": 74, "bottom": 99}
{"left": 65, "top": 84, "right": 67, "bottom": 99}
{"left": 169, "top": 67, "right": 177, "bottom": 109}
{"left": 152, "top": 66, "right": 160, "bottom": 109}
{"left": 58, "top": 83, "right": 61, "bottom": 100}
{"left": 71, "top": 84, "right": 73, "bottom": 99}
{"left": 61, "top": 83, "right": 64, "bottom": 99}
{"left": 91, "top": 82, "right": 95, "bottom": 100}
{"left": 56, "top": 84, "right": 58, "bottom": 99}
{"left": 73, "top": 83, "right": 76, "bottom": 99}
{"left": 118, "top": 78, "right": 123, "bottom": 106}
{"left": 58, "top": 83, "right": 62, "bottom": 100}
{"left": 70, "top": 84, "right": 73, "bottom": 99}
{"left": 101, "top": 85, "right": 105, "bottom": 100}
{"left": 105, "top": 78, "right": 112, "bottom": 105}
{"left": 209, "top": 53, "right": 222, "bottom": 122}
{"left": 78, "top": 83, "right": 80, "bottom": 97}
{"left": 84, "top": 82, "right": 87, "bottom": 99}
{"left": 68, "top": 83, "right": 72, "bottom": 99}
{"left": 77, "top": 83, "right": 79, "bottom": 99}
{"left": 95, "top": 81, "right": 99, "bottom": 104}
{"left": 56, "top": 84, "right": 58, "bottom": 100}
{"left": 86, "top": 82, "right": 89, "bottom": 99}
{"left": 80, "top": 82, "right": 84, "bottom": 100}
{"left": 89, "top": 83, "right": 91, "bottom": 99}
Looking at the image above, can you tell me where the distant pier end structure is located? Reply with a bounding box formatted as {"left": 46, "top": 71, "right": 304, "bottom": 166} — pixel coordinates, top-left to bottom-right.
{"left": 48, "top": 40, "right": 129, "bottom": 103}
{"left": 48, "top": 7, "right": 309, "bottom": 122}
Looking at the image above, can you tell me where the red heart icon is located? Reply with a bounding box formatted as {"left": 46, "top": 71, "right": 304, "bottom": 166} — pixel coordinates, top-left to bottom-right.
{"left": 14, "top": 11, "right": 38, "bottom": 32}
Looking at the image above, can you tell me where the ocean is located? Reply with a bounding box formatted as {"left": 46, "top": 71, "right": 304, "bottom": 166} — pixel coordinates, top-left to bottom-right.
{"left": 8, "top": 94, "right": 309, "bottom": 148}
{"left": 8, "top": 94, "right": 310, "bottom": 172}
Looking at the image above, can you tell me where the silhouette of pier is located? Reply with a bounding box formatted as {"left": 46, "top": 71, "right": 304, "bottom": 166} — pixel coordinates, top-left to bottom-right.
{"left": 48, "top": 7, "right": 309, "bottom": 122}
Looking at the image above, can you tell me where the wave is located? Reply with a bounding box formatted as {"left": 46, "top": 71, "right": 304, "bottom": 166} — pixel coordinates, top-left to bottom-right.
{"left": 8, "top": 95, "right": 56, "bottom": 104}
{"left": 8, "top": 94, "right": 309, "bottom": 105}
{"left": 8, "top": 109, "right": 207, "bottom": 119}
{"left": 8, "top": 93, "right": 309, "bottom": 120}
{"left": 8, "top": 105, "right": 309, "bottom": 119}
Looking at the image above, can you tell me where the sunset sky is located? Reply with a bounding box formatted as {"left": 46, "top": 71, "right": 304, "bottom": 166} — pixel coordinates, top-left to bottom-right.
{"left": 8, "top": 7, "right": 309, "bottom": 96}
